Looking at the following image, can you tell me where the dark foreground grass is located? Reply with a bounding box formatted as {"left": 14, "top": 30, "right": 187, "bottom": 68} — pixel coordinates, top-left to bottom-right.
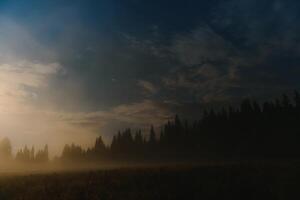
{"left": 0, "top": 163, "right": 298, "bottom": 200}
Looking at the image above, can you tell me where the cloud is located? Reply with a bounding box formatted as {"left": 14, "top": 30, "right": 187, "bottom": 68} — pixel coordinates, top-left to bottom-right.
{"left": 117, "top": 26, "right": 243, "bottom": 106}
{"left": 162, "top": 65, "right": 236, "bottom": 103}
{"left": 0, "top": 16, "right": 87, "bottom": 156}
{"left": 61, "top": 100, "right": 174, "bottom": 133}
{"left": 36, "top": 99, "right": 175, "bottom": 146}
{"left": 0, "top": 17, "right": 62, "bottom": 112}
{"left": 169, "top": 27, "right": 235, "bottom": 66}
{"left": 137, "top": 80, "right": 158, "bottom": 95}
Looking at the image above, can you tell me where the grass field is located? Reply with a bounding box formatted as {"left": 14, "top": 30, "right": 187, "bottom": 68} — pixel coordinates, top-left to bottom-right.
{"left": 0, "top": 163, "right": 298, "bottom": 200}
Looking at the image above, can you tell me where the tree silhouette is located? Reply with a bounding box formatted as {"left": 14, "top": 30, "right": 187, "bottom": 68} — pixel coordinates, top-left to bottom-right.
{"left": 10, "top": 91, "right": 300, "bottom": 164}
{"left": 0, "top": 138, "right": 12, "bottom": 160}
{"left": 16, "top": 145, "right": 49, "bottom": 163}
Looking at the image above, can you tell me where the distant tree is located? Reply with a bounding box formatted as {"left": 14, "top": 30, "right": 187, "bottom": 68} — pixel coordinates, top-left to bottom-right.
{"left": 282, "top": 94, "right": 292, "bottom": 109}
{"left": 149, "top": 125, "right": 156, "bottom": 147}
{"left": 23, "top": 146, "right": 30, "bottom": 161}
{"left": 134, "top": 130, "right": 143, "bottom": 146}
{"left": 15, "top": 150, "right": 23, "bottom": 162}
{"left": 16, "top": 145, "right": 31, "bottom": 162}
{"left": 35, "top": 145, "right": 49, "bottom": 163}
{"left": 294, "top": 91, "right": 300, "bottom": 108}
{"left": 95, "top": 136, "right": 106, "bottom": 153}
{"left": 110, "top": 135, "right": 118, "bottom": 153}
{"left": 61, "top": 144, "right": 84, "bottom": 161}
{"left": 134, "top": 130, "right": 144, "bottom": 151}
{"left": 44, "top": 145, "right": 49, "bottom": 162}
{"left": 0, "top": 138, "right": 12, "bottom": 160}
{"left": 30, "top": 146, "right": 35, "bottom": 161}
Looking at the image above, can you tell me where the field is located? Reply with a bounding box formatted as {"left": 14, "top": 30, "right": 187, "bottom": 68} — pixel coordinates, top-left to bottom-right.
{"left": 0, "top": 163, "right": 298, "bottom": 200}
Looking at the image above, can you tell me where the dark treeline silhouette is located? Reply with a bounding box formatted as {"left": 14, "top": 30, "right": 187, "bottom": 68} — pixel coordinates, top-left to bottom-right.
{"left": 1, "top": 91, "right": 300, "bottom": 164}
{"left": 59, "top": 91, "right": 300, "bottom": 162}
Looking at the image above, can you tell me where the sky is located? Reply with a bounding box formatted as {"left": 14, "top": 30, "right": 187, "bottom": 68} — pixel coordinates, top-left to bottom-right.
{"left": 0, "top": 0, "right": 299, "bottom": 155}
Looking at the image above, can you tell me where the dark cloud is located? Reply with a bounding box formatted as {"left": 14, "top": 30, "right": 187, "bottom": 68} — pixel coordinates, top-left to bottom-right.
{"left": 1, "top": 0, "right": 299, "bottom": 140}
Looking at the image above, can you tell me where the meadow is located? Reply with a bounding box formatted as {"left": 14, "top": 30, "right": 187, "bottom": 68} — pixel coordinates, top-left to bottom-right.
{"left": 0, "top": 162, "right": 297, "bottom": 200}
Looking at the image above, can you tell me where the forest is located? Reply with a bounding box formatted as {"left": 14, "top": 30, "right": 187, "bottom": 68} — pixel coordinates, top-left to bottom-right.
{"left": 0, "top": 91, "right": 300, "bottom": 164}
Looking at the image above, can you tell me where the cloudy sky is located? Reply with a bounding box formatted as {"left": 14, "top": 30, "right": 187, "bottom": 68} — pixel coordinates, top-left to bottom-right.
{"left": 0, "top": 0, "right": 299, "bottom": 155}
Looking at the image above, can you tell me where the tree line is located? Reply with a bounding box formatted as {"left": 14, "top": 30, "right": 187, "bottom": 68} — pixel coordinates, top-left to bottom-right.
{"left": 1, "top": 91, "right": 300, "bottom": 163}
{"left": 0, "top": 138, "right": 49, "bottom": 163}
{"left": 60, "top": 91, "right": 300, "bottom": 162}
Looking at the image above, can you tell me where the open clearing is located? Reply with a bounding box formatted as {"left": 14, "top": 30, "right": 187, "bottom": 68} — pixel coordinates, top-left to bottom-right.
{"left": 0, "top": 163, "right": 297, "bottom": 200}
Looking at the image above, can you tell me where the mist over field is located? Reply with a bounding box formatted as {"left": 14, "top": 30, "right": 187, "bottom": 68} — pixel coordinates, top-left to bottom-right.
{"left": 0, "top": 0, "right": 299, "bottom": 199}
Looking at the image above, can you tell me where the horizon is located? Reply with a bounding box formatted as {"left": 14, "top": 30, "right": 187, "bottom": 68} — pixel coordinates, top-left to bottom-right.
{"left": 1, "top": 91, "right": 299, "bottom": 159}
